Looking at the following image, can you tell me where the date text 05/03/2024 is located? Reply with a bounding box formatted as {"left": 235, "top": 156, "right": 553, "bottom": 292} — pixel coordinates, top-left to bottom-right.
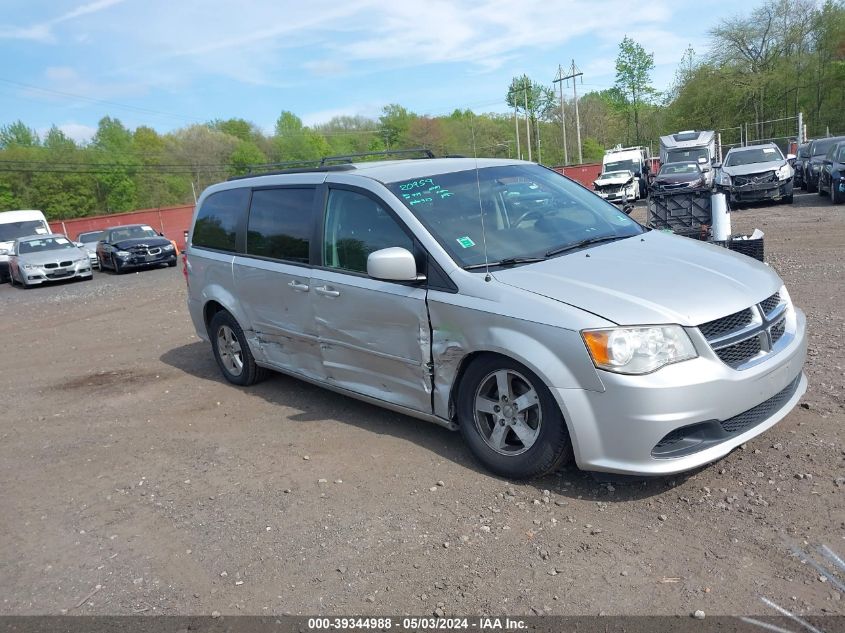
{"left": 307, "top": 616, "right": 527, "bottom": 630}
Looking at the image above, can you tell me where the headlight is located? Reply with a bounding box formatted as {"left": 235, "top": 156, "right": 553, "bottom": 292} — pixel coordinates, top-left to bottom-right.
{"left": 23, "top": 264, "right": 36, "bottom": 270}
{"left": 776, "top": 164, "right": 792, "bottom": 180}
{"left": 716, "top": 171, "right": 731, "bottom": 186}
{"left": 116, "top": 250, "right": 130, "bottom": 257}
{"left": 162, "top": 244, "right": 175, "bottom": 251}
{"left": 581, "top": 325, "right": 698, "bottom": 374}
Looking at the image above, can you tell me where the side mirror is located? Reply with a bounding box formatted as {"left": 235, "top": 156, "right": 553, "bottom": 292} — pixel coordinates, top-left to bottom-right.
{"left": 74, "top": 242, "right": 83, "bottom": 247}
{"left": 367, "top": 247, "right": 423, "bottom": 282}
{"left": 622, "top": 203, "right": 634, "bottom": 215}
{"left": 712, "top": 162, "right": 722, "bottom": 169}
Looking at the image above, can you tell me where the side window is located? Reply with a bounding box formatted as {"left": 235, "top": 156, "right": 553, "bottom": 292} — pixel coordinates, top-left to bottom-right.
{"left": 246, "top": 188, "right": 316, "bottom": 263}
{"left": 323, "top": 189, "right": 413, "bottom": 273}
{"left": 193, "top": 188, "right": 249, "bottom": 252}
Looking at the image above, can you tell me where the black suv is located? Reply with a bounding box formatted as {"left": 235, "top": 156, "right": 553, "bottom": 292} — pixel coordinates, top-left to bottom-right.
{"left": 805, "top": 136, "right": 845, "bottom": 192}
{"left": 818, "top": 140, "right": 845, "bottom": 204}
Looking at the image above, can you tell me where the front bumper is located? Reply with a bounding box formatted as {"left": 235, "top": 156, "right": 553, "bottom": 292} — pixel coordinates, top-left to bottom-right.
{"left": 596, "top": 186, "right": 635, "bottom": 202}
{"left": 719, "top": 178, "right": 792, "bottom": 203}
{"left": 21, "top": 261, "right": 93, "bottom": 285}
{"left": 117, "top": 250, "right": 177, "bottom": 268}
{"left": 554, "top": 308, "right": 807, "bottom": 475}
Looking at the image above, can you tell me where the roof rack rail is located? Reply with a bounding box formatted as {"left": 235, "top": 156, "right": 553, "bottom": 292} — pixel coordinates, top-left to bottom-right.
{"left": 319, "top": 148, "right": 435, "bottom": 166}
{"left": 226, "top": 159, "right": 355, "bottom": 180}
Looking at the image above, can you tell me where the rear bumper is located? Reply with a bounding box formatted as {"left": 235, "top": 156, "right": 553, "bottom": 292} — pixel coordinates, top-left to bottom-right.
{"left": 554, "top": 308, "right": 807, "bottom": 475}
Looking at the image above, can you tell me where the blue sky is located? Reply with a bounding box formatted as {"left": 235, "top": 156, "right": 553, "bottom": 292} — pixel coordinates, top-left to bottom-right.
{"left": 0, "top": 0, "right": 746, "bottom": 143}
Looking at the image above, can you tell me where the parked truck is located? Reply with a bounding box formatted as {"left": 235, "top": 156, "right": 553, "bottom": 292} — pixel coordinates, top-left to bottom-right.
{"left": 659, "top": 130, "right": 717, "bottom": 188}
{"left": 593, "top": 145, "right": 651, "bottom": 202}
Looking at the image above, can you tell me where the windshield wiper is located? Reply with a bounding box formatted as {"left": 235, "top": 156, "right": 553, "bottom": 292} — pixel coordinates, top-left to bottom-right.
{"left": 463, "top": 256, "right": 547, "bottom": 270}
{"left": 544, "top": 234, "right": 628, "bottom": 258}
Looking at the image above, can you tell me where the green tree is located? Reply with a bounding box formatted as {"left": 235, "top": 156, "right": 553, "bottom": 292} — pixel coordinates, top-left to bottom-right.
{"left": 505, "top": 75, "right": 555, "bottom": 160}
{"left": 229, "top": 140, "right": 267, "bottom": 175}
{"left": 378, "top": 104, "right": 415, "bottom": 150}
{"left": 0, "top": 120, "right": 39, "bottom": 148}
{"left": 614, "top": 36, "right": 656, "bottom": 145}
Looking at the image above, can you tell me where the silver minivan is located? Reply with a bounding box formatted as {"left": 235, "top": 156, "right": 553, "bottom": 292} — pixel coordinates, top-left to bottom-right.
{"left": 186, "top": 158, "right": 807, "bottom": 479}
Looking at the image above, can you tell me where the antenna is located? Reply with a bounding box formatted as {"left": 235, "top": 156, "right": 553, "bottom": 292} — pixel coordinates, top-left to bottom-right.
{"left": 469, "top": 113, "right": 491, "bottom": 282}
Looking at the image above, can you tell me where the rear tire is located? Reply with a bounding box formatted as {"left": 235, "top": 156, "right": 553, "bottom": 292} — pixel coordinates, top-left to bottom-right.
{"left": 457, "top": 355, "right": 573, "bottom": 479}
{"left": 209, "top": 311, "right": 267, "bottom": 386}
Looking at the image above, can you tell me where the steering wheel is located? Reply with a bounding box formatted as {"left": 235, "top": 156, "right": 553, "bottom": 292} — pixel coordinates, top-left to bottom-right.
{"left": 511, "top": 209, "right": 545, "bottom": 228}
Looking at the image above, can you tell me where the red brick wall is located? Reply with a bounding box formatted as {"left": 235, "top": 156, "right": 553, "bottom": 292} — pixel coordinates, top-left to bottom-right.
{"left": 50, "top": 205, "right": 195, "bottom": 250}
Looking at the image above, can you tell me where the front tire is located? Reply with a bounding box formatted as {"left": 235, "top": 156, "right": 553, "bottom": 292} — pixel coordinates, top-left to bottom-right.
{"left": 457, "top": 355, "right": 573, "bottom": 479}
{"left": 832, "top": 181, "right": 844, "bottom": 204}
{"left": 209, "top": 311, "right": 267, "bottom": 386}
{"left": 112, "top": 255, "right": 123, "bottom": 274}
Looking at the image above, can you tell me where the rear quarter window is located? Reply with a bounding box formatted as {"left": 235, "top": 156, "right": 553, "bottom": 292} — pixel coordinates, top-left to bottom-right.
{"left": 193, "top": 188, "right": 250, "bottom": 252}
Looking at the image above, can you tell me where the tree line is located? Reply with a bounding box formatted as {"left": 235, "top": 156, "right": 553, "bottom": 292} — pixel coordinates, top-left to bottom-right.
{"left": 1, "top": 0, "right": 842, "bottom": 220}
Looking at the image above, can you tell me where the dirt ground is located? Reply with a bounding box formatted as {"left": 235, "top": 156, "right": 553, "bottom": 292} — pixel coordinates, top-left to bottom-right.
{"left": 0, "top": 192, "right": 842, "bottom": 618}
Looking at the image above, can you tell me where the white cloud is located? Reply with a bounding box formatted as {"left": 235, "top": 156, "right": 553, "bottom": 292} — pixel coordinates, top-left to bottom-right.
{"left": 0, "top": 0, "right": 125, "bottom": 42}
{"left": 58, "top": 122, "right": 96, "bottom": 143}
{"left": 300, "top": 103, "right": 383, "bottom": 127}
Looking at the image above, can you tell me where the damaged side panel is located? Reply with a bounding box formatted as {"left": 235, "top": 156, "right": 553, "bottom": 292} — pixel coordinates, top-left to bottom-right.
{"left": 427, "top": 286, "right": 609, "bottom": 423}
{"left": 232, "top": 256, "right": 325, "bottom": 381}
{"left": 310, "top": 267, "right": 433, "bottom": 414}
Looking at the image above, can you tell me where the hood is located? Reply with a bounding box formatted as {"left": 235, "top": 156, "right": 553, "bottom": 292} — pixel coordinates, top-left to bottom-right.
{"left": 654, "top": 172, "right": 702, "bottom": 185}
{"left": 112, "top": 236, "right": 171, "bottom": 250}
{"left": 594, "top": 172, "right": 633, "bottom": 186}
{"left": 18, "top": 248, "right": 86, "bottom": 266}
{"left": 722, "top": 161, "right": 785, "bottom": 176}
{"left": 492, "top": 231, "right": 782, "bottom": 326}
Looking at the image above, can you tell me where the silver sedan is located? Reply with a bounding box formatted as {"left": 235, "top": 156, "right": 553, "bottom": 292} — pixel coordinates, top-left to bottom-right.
{"left": 8, "top": 233, "right": 93, "bottom": 288}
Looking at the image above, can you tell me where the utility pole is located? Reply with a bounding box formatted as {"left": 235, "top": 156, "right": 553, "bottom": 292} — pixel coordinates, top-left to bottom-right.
{"left": 560, "top": 60, "right": 583, "bottom": 163}
{"left": 552, "top": 64, "right": 569, "bottom": 165}
{"left": 512, "top": 98, "right": 521, "bottom": 160}
{"left": 523, "top": 79, "right": 532, "bottom": 162}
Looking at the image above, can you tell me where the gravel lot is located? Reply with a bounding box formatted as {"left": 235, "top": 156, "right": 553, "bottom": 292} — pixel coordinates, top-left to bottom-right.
{"left": 0, "top": 192, "right": 842, "bottom": 618}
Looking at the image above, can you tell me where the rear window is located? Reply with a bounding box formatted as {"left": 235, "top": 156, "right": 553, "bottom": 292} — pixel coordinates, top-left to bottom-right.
{"left": 246, "top": 188, "right": 316, "bottom": 263}
{"left": 193, "top": 189, "right": 249, "bottom": 252}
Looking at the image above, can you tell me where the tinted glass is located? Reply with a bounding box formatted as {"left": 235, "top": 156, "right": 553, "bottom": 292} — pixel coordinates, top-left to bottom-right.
{"left": 78, "top": 231, "right": 103, "bottom": 243}
{"left": 18, "top": 236, "right": 76, "bottom": 254}
{"left": 725, "top": 146, "right": 784, "bottom": 166}
{"left": 323, "top": 190, "right": 413, "bottom": 273}
{"left": 193, "top": 189, "right": 248, "bottom": 252}
{"left": 109, "top": 226, "right": 158, "bottom": 242}
{"left": 246, "top": 188, "right": 315, "bottom": 263}
{"left": 0, "top": 219, "right": 49, "bottom": 242}
{"left": 385, "top": 164, "right": 643, "bottom": 269}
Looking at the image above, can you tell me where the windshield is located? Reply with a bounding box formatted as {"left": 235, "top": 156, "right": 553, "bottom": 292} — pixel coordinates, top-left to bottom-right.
{"left": 0, "top": 219, "right": 50, "bottom": 242}
{"left": 78, "top": 231, "right": 104, "bottom": 243}
{"left": 17, "top": 236, "right": 76, "bottom": 254}
{"left": 385, "top": 164, "right": 644, "bottom": 269}
{"left": 109, "top": 226, "right": 159, "bottom": 241}
{"left": 603, "top": 159, "right": 638, "bottom": 174}
{"left": 659, "top": 163, "right": 701, "bottom": 176}
{"left": 725, "top": 146, "right": 784, "bottom": 166}
{"left": 666, "top": 147, "right": 709, "bottom": 163}
{"left": 811, "top": 138, "right": 841, "bottom": 157}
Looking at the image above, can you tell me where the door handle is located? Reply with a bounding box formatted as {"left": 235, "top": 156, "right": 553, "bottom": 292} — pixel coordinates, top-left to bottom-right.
{"left": 288, "top": 280, "right": 309, "bottom": 292}
{"left": 314, "top": 285, "right": 340, "bottom": 298}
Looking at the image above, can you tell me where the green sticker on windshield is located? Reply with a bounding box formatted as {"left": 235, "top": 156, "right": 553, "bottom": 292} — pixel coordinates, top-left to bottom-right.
{"left": 456, "top": 236, "right": 476, "bottom": 248}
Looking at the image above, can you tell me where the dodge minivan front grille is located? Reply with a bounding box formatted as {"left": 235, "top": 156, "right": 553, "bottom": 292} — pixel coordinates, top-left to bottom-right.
{"left": 698, "top": 292, "right": 788, "bottom": 370}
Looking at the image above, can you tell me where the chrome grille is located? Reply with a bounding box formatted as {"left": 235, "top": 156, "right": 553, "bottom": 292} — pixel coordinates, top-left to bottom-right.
{"left": 698, "top": 308, "right": 753, "bottom": 340}
{"left": 715, "top": 336, "right": 762, "bottom": 367}
{"left": 770, "top": 318, "right": 785, "bottom": 344}
{"left": 698, "top": 291, "right": 790, "bottom": 370}
{"left": 760, "top": 292, "right": 780, "bottom": 316}
{"left": 734, "top": 171, "right": 776, "bottom": 186}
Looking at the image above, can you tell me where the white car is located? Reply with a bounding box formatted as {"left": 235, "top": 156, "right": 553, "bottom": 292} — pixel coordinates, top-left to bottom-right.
{"left": 593, "top": 170, "right": 638, "bottom": 202}
{"left": 75, "top": 230, "right": 104, "bottom": 269}
{"left": 8, "top": 233, "right": 93, "bottom": 288}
